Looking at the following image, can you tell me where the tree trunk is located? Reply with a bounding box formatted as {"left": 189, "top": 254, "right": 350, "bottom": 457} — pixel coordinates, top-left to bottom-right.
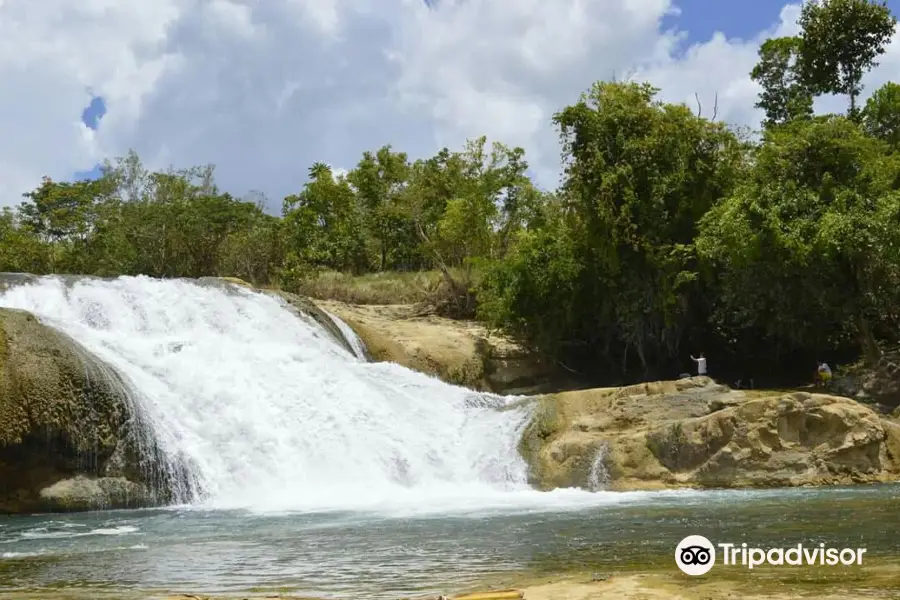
{"left": 847, "top": 259, "right": 881, "bottom": 366}
{"left": 414, "top": 220, "right": 470, "bottom": 316}
{"left": 855, "top": 312, "right": 882, "bottom": 366}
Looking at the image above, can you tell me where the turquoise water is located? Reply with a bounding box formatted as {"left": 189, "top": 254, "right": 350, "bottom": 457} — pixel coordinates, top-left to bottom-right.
{"left": 2, "top": 484, "right": 900, "bottom": 599}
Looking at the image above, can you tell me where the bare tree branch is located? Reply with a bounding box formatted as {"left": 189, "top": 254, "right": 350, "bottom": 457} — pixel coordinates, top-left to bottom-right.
{"left": 611, "top": 66, "right": 639, "bottom": 84}
{"left": 694, "top": 92, "right": 720, "bottom": 120}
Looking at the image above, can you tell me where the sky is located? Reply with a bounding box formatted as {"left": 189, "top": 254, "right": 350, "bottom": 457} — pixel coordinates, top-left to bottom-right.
{"left": 3, "top": 0, "right": 900, "bottom": 212}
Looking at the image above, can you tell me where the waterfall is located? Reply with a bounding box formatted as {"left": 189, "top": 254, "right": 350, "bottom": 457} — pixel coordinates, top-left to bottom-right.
{"left": 0, "top": 275, "right": 610, "bottom": 513}
{"left": 587, "top": 442, "right": 611, "bottom": 492}
{"left": 323, "top": 309, "right": 368, "bottom": 360}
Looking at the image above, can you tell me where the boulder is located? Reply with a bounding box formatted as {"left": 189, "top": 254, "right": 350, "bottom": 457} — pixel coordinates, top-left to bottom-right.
{"left": 38, "top": 475, "right": 151, "bottom": 512}
{"left": 519, "top": 377, "right": 900, "bottom": 491}
{"left": 0, "top": 307, "right": 169, "bottom": 513}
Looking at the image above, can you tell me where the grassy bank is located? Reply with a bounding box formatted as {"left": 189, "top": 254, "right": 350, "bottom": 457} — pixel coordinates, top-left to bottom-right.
{"left": 294, "top": 268, "right": 481, "bottom": 308}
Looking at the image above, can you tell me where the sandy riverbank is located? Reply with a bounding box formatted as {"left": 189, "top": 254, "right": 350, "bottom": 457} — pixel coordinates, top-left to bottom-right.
{"left": 4, "top": 561, "right": 899, "bottom": 600}
{"left": 495, "top": 563, "right": 900, "bottom": 599}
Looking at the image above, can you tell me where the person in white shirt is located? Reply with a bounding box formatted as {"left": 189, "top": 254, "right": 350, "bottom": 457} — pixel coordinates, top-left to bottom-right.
{"left": 690, "top": 353, "right": 707, "bottom": 376}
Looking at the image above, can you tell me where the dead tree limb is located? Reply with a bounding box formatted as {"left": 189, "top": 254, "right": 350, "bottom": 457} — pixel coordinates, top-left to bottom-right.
{"left": 695, "top": 92, "right": 720, "bottom": 120}
{"left": 414, "top": 219, "right": 473, "bottom": 317}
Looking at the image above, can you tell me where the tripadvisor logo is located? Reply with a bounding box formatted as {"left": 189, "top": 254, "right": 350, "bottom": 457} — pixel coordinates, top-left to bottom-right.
{"left": 675, "top": 535, "right": 867, "bottom": 576}
{"left": 676, "top": 535, "right": 716, "bottom": 575}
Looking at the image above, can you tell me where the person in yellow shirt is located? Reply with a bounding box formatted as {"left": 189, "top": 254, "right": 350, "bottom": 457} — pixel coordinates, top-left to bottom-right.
{"left": 816, "top": 361, "right": 832, "bottom": 388}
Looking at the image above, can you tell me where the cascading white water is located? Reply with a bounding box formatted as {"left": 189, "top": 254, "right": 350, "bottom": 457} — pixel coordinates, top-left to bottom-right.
{"left": 323, "top": 308, "right": 368, "bottom": 360}
{"left": 587, "top": 442, "right": 611, "bottom": 492}
{"left": 0, "top": 275, "right": 631, "bottom": 513}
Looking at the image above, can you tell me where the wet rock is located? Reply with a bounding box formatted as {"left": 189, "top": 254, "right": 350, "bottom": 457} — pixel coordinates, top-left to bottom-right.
{"left": 0, "top": 307, "right": 166, "bottom": 513}
{"left": 38, "top": 475, "right": 150, "bottom": 512}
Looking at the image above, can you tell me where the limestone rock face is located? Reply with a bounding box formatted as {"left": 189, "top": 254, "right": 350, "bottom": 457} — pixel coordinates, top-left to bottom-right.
{"left": 315, "top": 300, "right": 569, "bottom": 394}
{"left": 520, "top": 377, "right": 900, "bottom": 491}
{"left": 0, "top": 307, "right": 167, "bottom": 514}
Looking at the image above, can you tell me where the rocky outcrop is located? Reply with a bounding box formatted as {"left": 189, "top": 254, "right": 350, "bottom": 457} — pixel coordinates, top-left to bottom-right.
{"left": 832, "top": 350, "right": 900, "bottom": 408}
{"left": 520, "top": 377, "right": 900, "bottom": 491}
{"left": 315, "top": 300, "right": 572, "bottom": 394}
{"left": 0, "top": 307, "right": 165, "bottom": 513}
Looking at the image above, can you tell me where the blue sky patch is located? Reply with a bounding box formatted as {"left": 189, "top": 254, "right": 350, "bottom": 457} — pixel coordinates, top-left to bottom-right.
{"left": 81, "top": 96, "right": 106, "bottom": 131}
{"left": 75, "top": 95, "right": 107, "bottom": 181}
{"left": 663, "top": 0, "right": 797, "bottom": 44}
{"left": 73, "top": 165, "right": 104, "bottom": 181}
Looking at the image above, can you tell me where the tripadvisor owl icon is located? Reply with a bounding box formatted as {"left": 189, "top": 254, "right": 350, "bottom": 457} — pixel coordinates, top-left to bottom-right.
{"left": 675, "top": 535, "right": 716, "bottom": 575}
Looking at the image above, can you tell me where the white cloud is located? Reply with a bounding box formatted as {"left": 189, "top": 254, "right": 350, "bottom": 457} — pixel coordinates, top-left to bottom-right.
{"left": 0, "top": 0, "right": 898, "bottom": 210}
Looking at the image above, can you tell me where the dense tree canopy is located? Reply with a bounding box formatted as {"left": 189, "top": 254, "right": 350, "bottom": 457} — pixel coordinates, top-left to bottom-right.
{"left": 3, "top": 1, "right": 900, "bottom": 386}
{"left": 479, "top": 82, "right": 747, "bottom": 377}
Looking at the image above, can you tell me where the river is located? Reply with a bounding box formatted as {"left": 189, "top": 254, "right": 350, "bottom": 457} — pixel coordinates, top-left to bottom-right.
{"left": 2, "top": 484, "right": 899, "bottom": 598}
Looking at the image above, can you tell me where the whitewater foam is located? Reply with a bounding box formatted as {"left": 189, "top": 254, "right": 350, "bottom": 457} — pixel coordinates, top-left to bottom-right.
{"left": 323, "top": 309, "right": 368, "bottom": 360}
{"left": 2, "top": 551, "right": 43, "bottom": 559}
{"left": 0, "top": 275, "right": 624, "bottom": 513}
{"left": 19, "top": 525, "right": 139, "bottom": 540}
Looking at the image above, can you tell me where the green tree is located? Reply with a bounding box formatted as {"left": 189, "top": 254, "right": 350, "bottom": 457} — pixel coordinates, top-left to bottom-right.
{"left": 862, "top": 81, "right": 900, "bottom": 147}
{"left": 401, "top": 148, "right": 470, "bottom": 253}
{"left": 478, "top": 207, "right": 584, "bottom": 356}
{"left": 218, "top": 210, "right": 284, "bottom": 285}
{"left": 75, "top": 155, "right": 275, "bottom": 281}
{"left": 751, "top": 36, "right": 814, "bottom": 127}
{"left": 698, "top": 116, "right": 900, "bottom": 366}
{"left": 347, "top": 146, "right": 414, "bottom": 270}
{"left": 101, "top": 164, "right": 235, "bottom": 278}
{"left": 0, "top": 208, "right": 49, "bottom": 273}
{"left": 17, "top": 176, "right": 115, "bottom": 272}
{"left": 798, "top": 0, "right": 897, "bottom": 114}
{"left": 282, "top": 163, "right": 368, "bottom": 277}
{"left": 431, "top": 137, "right": 529, "bottom": 264}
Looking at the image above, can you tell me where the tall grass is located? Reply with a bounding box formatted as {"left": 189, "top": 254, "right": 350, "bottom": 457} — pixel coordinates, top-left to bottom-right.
{"left": 295, "top": 268, "right": 481, "bottom": 307}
